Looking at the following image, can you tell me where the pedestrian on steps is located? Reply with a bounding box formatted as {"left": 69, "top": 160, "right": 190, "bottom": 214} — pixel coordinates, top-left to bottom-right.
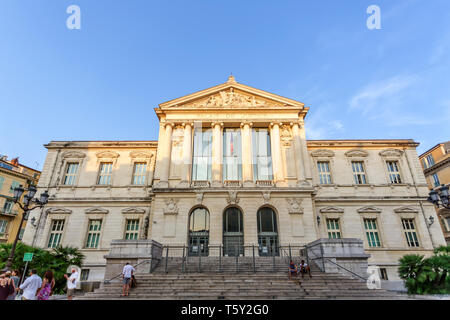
{"left": 122, "top": 262, "right": 135, "bottom": 297}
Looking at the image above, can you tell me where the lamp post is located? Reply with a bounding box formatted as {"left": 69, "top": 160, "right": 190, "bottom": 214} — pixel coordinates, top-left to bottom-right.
{"left": 3, "top": 185, "right": 49, "bottom": 271}
{"left": 427, "top": 185, "right": 450, "bottom": 210}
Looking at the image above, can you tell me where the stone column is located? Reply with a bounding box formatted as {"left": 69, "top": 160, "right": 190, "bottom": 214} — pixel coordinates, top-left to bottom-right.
{"left": 298, "top": 120, "right": 312, "bottom": 181}
{"left": 291, "top": 122, "right": 306, "bottom": 184}
{"left": 158, "top": 122, "right": 173, "bottom": 188}
{"left": 178, "top": 122, "right": 193, "bottom": 188}
{"left": 211, "top": 122, "right": 223, "bottom": 187}
{"left": 240, "top": 121, "right": 254, "bottom": 187}
{"left": 270, "top": 122, "right": 284, "bottom": 185}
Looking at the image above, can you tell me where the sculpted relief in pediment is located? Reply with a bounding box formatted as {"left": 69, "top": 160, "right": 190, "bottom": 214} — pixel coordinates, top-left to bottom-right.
{"left": 181, "top": 88, "right": 284, "bottom": 108}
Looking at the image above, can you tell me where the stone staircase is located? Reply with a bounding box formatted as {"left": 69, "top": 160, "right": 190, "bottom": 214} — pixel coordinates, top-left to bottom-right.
{"left": 79, "top": 257, "right": 411, "bottom": 300}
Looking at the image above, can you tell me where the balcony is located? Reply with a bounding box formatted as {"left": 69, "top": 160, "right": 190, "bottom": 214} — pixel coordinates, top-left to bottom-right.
{"left": 223, "top": 180, "right": 242, "bottom": 187}
{"left": 0, "top": 209, "right": 18, "bottom": 217}
{"left": 191, "top": 180, "right": 210, "bottom": 188}
{"left": 0, "top": 232, "right": 8, "bottom": 241}
{"left": 256, "top": 180, "right": 274, "bottom": 187}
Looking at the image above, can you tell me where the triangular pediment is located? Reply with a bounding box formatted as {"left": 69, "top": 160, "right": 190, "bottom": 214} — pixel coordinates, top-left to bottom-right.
{"left": 158, "top": 76, "right": 306, "bottom": 110}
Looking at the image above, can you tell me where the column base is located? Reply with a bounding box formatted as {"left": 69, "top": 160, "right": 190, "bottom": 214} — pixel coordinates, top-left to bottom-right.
{"left": 243, "top": 181, "right": 255, "bottom": 187}
{"left": 211, "top": 181, "right": 223, "bottom": 187}
{"left": 275, "top": 180, "right": 288, "bottom": 187}
{"left": 297, "top": 180, "right": 312, "bottom": 187}
{"left": 154, "top": 181, "right": 169, "bottom": 188}
{"left": 176, "top": 181, "right": 190, "bottom": 188}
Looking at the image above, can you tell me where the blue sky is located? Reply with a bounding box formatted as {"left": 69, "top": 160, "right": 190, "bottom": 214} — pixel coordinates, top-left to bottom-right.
{"left": 1, "top": 0, "right": 449, "bottom": 170}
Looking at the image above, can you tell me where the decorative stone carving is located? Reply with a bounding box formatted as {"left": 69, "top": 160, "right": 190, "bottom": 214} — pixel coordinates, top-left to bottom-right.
{"left": 61, "top": 151, "right": 86, "bottom": 159}
{"left": 129, "top": 151, "right": 153, "bottom": 159}
{"left": 163, "top": 199, "right": 179, "bottom": 215}
{"left": 280, "top": 125, "right": 293, "bottom": 146}
{"left": 379, "top": 149, "right": 404, "bottom": 158}
{"left": 172, "top": 126, "right": 185, "bottom": 147}
{"left": 319, "top": 206, "right": 344, "bottom": 214}
{"left": 227, "top": 191, "right": 239, "bottom": 204}
{"left": 262, "top": 191, "right": 271, "bottom": 204}
{"left": 357, "top": 206, "right": 382, "bottom": 214}
{"left": 96, "top": 151, "right": 120, "bottom": 159}
{"left": 46, "top": 208, "right": 72, "bottom": 214}
{"left": 311, "top": 149, "right": 335, "bottom": 157}
{"left": 345, "top": 149, "right": 369, "bottom": 158}
{"left": 195, "top": 192, "right": 204, "bottom": 204}
{"left": 184, "top": 88, "right": 283, "bottom": 108}
{"left": 287, "top": 198, "right": 303, "bottom": 214}
{"left": 394, "top": 206, "right": 419, "bottom": 214}
{"left": 121, "top": 207, "right": 146, "bottom": 214}
{"left": 85, "top": 207, "right": 109, "bottom": 214}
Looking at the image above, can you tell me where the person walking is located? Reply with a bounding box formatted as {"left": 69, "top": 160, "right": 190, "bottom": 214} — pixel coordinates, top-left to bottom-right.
{"left": 19, "top": 269, "right": 42, "bottom": 300}
{"left": 36, "top": 270, "right": 55, "bottom": 300}
{"left": 0, "top": 272, "right": 15, "bottom": 300}
{"left": 122, "top": 262, "right": 135, "bottom": 297}
{"left": 64, "top": 268, "right": 79, "bottom": 300}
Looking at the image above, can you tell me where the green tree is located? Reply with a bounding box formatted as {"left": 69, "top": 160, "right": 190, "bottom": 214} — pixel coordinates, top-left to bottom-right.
{"left": 398, "top": 246, "right": 450, "bottom": 295}
{"left": 0, "top": 243, "right": 84, "bottom": 294}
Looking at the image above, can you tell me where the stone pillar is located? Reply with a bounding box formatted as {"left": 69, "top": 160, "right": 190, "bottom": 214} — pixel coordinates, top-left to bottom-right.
{"left": 240, "top": 121, "right": 254, "bottom": 187}
{"left": 298, "top": 121, "right": 312, "bottom": 181}
{"left": 157, "top": 122, "right": 173, "bottom": 188}
{"left": 178, "top": 122, "right": 193, "bottom": 188}
{"left": 211, "top": 122, "right": 223, "bottom": 187}
{"left": 270, "top": 122, "right": 284, "bottom": 185}
{"left": 291, "top": 122, "right": 306, "bottom": 184}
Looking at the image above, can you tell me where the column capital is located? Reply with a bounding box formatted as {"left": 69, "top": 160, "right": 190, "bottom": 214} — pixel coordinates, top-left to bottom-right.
{"left": 164, "top": 122, "right": 174, "bottom": 128}
{"left": 240, "top": 121, "right": 253, "bottom": 128}
{"left": 181, "top": 122, "right": 194, "bottom": 128}
{"left": 290, "top": 121, "right": 302, "bottom": 128}
{"left": 211, "top": 121, "right": 224, "bottom": 128}
{"left": 269, "top": 122, "right": 282, "bottom": 128}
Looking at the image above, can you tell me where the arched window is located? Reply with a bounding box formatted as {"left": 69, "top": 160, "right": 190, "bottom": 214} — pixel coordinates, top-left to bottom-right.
{"left": 223, "top": 207, "right": 244, "bottom": 256}
{"left": 257, "top": 207, "right": 279, "bottom": 256}
{"left": 188, "top": 207, "right": 209, "bottom": 256}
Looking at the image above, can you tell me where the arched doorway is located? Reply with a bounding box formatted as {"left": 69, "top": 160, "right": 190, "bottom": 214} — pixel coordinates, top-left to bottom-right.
{"left": 188, "top": 207, "right": 210, "bottom": 256}
{"left": 257, "top": 207, "right": 279, "bottom": 256}
{"left": 223, "top": 207, "right": 244, "bottom": 256}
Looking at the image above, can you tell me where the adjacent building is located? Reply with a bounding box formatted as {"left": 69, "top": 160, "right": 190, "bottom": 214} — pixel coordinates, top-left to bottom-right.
{"left": 419, "top": 141, "right": 450, "bottom": 244}
{"left": 0, "top": 156, "right": 41, "bottom": 243}
{"left": 23, "top": 76, "right": 446, "bottom": 287}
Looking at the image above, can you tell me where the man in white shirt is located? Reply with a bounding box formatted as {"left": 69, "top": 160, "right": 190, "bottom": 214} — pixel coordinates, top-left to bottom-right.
{"left": 122, "top": 262, "right": 135, "bottom": 297}
{"left": 64, "top": 268, "right": 79, "bottom": 300}
{"left": 19, "top": 269, "right": 42, "bottom": 300}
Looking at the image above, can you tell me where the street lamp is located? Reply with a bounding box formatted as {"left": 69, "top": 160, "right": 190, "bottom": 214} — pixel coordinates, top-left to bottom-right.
{"left": 427, "top": 185, "right": 450, "bottom": 210}
{"left": 3, "top": 184, "right": 50, "bottom": 271}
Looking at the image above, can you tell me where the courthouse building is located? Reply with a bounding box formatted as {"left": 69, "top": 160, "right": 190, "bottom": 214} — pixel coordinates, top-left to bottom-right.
{"left": 23, "top": 76, "right": 446, "bottom": 285}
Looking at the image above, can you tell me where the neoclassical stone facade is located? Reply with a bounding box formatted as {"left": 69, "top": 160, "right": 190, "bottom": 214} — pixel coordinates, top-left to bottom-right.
{"left": 23, "top": 76, "right": 446, "bottom": 286}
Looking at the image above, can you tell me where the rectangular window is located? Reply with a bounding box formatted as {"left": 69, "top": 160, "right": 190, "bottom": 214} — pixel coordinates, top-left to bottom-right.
{"left": 426, "top": 154, "right": 435, "bottom": 168}
{"left": 352, "top": 161, "right": 367, "bottom": 184}
{"left": 132, "top": 162, "right": 147, "bottom": 185}
{"left": 223, "top": 128, "right": 242, "bottom": 181}
{"left": 252, "top": 128, "right": 273, "bottom": 181}
{"left": 125, "top": 219, "right": 140, "bottom": 240}
{"left": 317, "top": 162, "right": 332, "bottom": 184}
{"left": 402, "top": 219, "right": 420, "bottom": 247}
{"left": 364, "top": 219, "right": 381, "bottom": 247}
{"left": 81, "top": 269, "right": 90, "bottom": 281}
{"left": 63, "top": 163, "right": 79, "bottom": 185}
{"left": 0, "top": 220, "right": 8, "bottom": 235}
{"left": 2, "top": 200, "right": 13, "bottom": 213}
{"left": 97, "top": 163, "right": 113, "bottom": 185}
{"left": 432, "top": 173, "right": 440, "bottom": 187}
{"left": 379, "top": 268, "right": 388, "bottom": 280}
{"left": 86, "top": 220, "right": 102, "bottom": 248}
{"left": 9, "top": 180, "right": 20, "bottom": 193}
{"left": 18, "top": 228, "right": 25, "bottom": 240}
{"left": 326, "top": 218, "right": 341, "bottom": 239}
{"left": 47, "top": 220, "right": 65, "bottom": 248}
{"left": 386, "top": 161, "right": 402, "bottom": 184}
{"left": 192, "top": 129, "right": 212, "bottom": 181}
{"left": 0, "top": 177, "right": 4, "bottom": 190}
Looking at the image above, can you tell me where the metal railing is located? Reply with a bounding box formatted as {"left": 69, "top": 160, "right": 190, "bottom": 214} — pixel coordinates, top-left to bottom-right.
{"left": 158, "top": 244, "right": 306, "bottom": 274}
{"left": 104, "top": 259, "right": 152, "bottom": 284}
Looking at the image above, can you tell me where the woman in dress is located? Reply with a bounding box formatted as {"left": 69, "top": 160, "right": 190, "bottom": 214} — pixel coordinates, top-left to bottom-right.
{"left": 0, "top": 272, "right": 14, "bottom": 300}
{"left": 36, "top": 270, "right": 55, "bottom": 300}
{"left": 7, "top": 270, "right": 20, "bottom": 300}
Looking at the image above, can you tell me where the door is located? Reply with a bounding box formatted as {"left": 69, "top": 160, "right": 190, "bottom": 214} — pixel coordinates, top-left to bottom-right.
{"left": 223, "top": 207, "right": 244, "bottom": 256}
{"left": 188, "top": 207, "right": 209, "bottom": 256}
{"left": 257, "top": 207, "right": 279, "bottom": 256}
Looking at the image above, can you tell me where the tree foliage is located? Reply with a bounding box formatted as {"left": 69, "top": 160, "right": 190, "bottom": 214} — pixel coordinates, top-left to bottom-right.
{"left": 0, "top": 243, "right": 84, "bottom": 294}
{"left": 398, "top": 245, "right": 450, "bottom": 295}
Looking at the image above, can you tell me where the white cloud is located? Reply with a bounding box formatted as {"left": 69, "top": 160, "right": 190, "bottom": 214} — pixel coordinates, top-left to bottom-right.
{"left": 349, "top": 75, "right": 418, "bottom": 114}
